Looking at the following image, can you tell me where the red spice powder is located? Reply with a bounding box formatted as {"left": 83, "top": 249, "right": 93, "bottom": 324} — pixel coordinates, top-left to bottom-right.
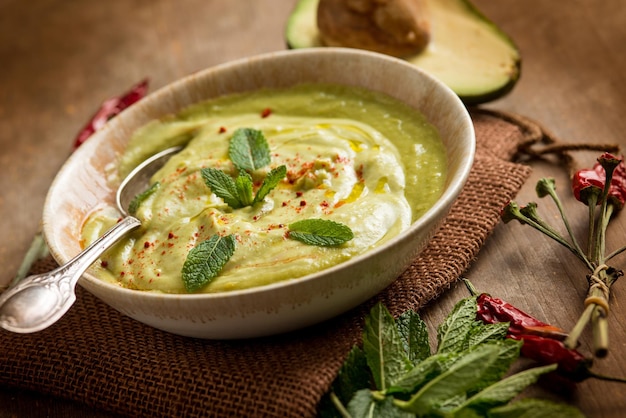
{"left": 261, "top": 108, "right": 272, "bottom": 118}
{"left": 218, "top": 126, "right": 227, "bottom": 133}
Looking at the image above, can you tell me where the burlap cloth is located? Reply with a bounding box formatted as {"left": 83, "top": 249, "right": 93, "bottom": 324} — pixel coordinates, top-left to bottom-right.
{"left": 0, "top": 110, "right": 533, "bottom": 417}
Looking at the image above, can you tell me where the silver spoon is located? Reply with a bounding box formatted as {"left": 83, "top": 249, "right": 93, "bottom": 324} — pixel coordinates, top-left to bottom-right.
{"left": 0, "top": 146, "right": 183, "bottom": 334}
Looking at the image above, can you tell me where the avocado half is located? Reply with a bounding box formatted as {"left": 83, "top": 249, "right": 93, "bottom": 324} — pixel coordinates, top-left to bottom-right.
{"left": 285, "top": 0, "right": 521, "bottom": 105}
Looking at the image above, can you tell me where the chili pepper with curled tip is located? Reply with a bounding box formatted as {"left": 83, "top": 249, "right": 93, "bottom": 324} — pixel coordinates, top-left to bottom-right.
{"left": 72, "top": 78, "right": 149, "bottom": 150}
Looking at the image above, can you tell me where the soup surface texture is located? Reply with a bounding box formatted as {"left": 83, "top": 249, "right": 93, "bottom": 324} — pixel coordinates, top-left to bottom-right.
{"left": 81, "top": 84, "right": 447, "bottom": 293}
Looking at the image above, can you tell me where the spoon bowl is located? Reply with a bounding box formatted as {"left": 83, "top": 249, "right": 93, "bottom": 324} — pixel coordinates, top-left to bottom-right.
{"left": 0, "top": 146, "right": 182, "bottom": 333}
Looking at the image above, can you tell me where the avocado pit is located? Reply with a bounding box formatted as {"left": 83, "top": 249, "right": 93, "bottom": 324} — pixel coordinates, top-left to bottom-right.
{"left": 317, "top": 0, "right": 431, "bottom": 58}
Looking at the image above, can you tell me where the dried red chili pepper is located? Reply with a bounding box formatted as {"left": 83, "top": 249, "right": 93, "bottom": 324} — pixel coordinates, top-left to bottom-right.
{"left": 572, "top": 153, "right": 626, "bottom": 210}
{"left": 509, "top": 334, "right": 591, "bottom": 381}
{"left": 473, "top": 290, "right": 626, "bottom": 383}
{"left": 72, "top": 78, "right": 149, "bottom": 150}
{"left": 476, "top": 293, "right": 567, "bottom": 339}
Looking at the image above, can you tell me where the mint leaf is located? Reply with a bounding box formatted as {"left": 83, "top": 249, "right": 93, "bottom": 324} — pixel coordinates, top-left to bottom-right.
{"left": 253, "top": 165, "right": 286, "bottom": 204}
{"left": 397, "top": 344, "right": 500, "bottom": 415}
{"left": 363, "top": 302, "right": 413, "bottom": 391}
{"left": 288, "top": 219, "right": 354, "bottom": 246}
{"left": 488, "top": 398, "right": 586, "bottom": 418}
{"left": 386, "top": 353, "right": 446, "bottom": 395}
{"left": 235, "top": 170, "right": 254, "bottom": 207}
{"left": 436, "top": 296, "right": 477, "bottom": 354}
{"left": 319, "top": 347, "right": 373, "bottom": 418}
{"left": 472, "top": 339, "right": 522, "bottom": 392}
{"left": 228, "top": 128, "right": 271, "bottom": 171}
{"left": 396, "top": 310, "right": 431, "bottom": 364}
{"left": 453, "top": 364, "right": 557, "bottom": 414}
{"left": 330, "top": 346, "right": 371, "bottom": 408}
{"left": 201, "top": 167, "right": 242, "bottom": 209}
{"left": 181, "top": 234, "right": 236, "bottom": 292}
{"left": 128, "top": 182, "right": 160, "bottom": 215}
{"left": 468, "top": 321, "right": 510, "bottom": 348}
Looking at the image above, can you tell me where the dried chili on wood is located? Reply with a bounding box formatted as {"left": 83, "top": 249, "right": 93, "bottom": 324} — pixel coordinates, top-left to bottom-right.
{"left": 573, "top": 152, "right": 626, "bottom": 210}
{"left": 476, "top": 293, "right": 567, "bottom": 339}
{"left": 509, "top": 334, "right": 591, "bottom": 381}
{"left": 72, "top": 79, "right": 149, "bottom": 150}
{"left": 472, "top": 288, "right": 626, "bottom": 383}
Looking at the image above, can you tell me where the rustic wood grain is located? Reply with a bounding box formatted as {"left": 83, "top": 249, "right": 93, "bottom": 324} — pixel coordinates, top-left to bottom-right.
{"left": 0, "top": 0, "right": 624, "bottom": 416}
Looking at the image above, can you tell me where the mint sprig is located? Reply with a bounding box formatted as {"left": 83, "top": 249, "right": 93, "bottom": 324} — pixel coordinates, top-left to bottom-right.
{"left": 288, "top": 219, "right": 354, "bottom": 246}
{"left": 228, "top": 128, "right": 271, "bottom": 171}
{"left": 320, "top": 298, "right": 585, "bottom": 417}
{"left": 181, "top": 234, "right": 236, "bottom": 292}
{"left": 254, "top": 165, "right": 287, "bottom": 204}
{"left": 201, "top": 165, "right": 287, "bottom": 209}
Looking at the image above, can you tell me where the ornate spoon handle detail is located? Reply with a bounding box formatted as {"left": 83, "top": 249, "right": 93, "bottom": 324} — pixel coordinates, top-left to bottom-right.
{"left": 0, "top": 216, "right": 141, "bottom": 333}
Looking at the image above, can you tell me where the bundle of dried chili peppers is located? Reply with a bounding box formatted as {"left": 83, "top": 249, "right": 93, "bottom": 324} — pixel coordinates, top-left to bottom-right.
{"left": 502, "top": 152, "right": 626, "bottom": 359}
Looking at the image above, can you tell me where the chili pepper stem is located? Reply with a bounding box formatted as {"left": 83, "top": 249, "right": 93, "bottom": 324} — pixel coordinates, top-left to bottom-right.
{"left": 328, "top": 392, "right": 351, "bottom": 418}
{"left": 587, "top": 371, "right": 626, "bottom": 383}
{"left": 592, "top": 307, "right": 609, "bottom": 358}
{"left": 564, "top": 304, "right": 594, "bottom": 349}
{"left": 586, "top": 193, "right": 598, "bottom": 260}
{"left": 504, "top": 202, "right": 589, "bottom": 266}
{"left": 597, "top": 204, "right": 615, "bottom": 265}
{"left": 462, "top": 278, "right": 478, "bottom": 296}
{"left": 606, "top": 244, "right": 626, "bottom": 261}
{"left": 12, "top": 231, "right": 49, "bottom": 286}
{"left": 541, "top": 180, "right": 589, "bottom": 266}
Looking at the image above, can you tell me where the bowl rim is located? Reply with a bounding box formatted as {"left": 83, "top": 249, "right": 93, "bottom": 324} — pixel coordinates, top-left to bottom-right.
{"left": 43, "top": 47, "right": 476, "bottom": 301}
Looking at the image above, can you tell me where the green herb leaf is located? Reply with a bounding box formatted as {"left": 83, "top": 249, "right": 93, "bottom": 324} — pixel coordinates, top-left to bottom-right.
{"left": 235, "top": 170, "right": 254, "bottom": 207}
{"left": 347, "top": 389, "right": 413, "bottom": 418}
{"left": 386, "top": 353, "right": 447, "bottom": 395}
{"left": 325, "top": 301, "right": 585, "bottom": 418}
{"left": 201, "top": 167, "right": 242, "bottom": 209}
{"left": 181, "top": 234, "right": 236, "bottom": 292}
{"left": 453, "top": 364, "right": 557, "bottom": 414}
{"left": 128, "top": 182, "right": 160, "bottom": 215}
{"left": 363, "top": 303, "right": 412, "bottom": 391}
{"left": 436, "top": 296, "right": 477, "bottom": 354}
{"left": 288, "top": 219, "right": 354, "bottom": 246}
{"left": 473, "top": 339, "right": 523, "bottom": 392}
{"left": 228, "top": 128, "right": 271, "bottom": 171}
{"left": 488, "top": 398, "right": 587, "bottom": 418}
{"left": 468, "top": 321, "right": 511, "bottom": 348}
{"left": 253, "top": 165, "right": 287, "bottom": 204}
{"left": 330, "top": 346, "right": 371, "bottom": 408}
{"left": 397, "top": 344, "right": 500, "bottom": 414}
{"left": 396, "top": 310, "right": 431, "bottom": 364}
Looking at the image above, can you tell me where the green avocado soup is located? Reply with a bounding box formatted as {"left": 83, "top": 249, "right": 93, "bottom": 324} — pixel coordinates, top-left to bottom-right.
{"left": 81, "top": 84, "right": 447, "bottom": 293}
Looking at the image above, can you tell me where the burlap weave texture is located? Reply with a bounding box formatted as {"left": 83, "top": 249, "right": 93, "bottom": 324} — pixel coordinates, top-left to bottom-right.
{"left": 0, "top": 110, "right": 532, "bottom": 417}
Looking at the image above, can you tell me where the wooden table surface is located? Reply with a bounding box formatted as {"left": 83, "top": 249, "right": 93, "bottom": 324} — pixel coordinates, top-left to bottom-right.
{"left": 1, "top": 0, "right": 624, "bottom": 416}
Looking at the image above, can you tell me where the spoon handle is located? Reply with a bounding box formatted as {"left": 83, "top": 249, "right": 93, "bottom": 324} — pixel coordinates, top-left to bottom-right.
{"left": 0, "top": 216, "right": 141, "bottom": 333}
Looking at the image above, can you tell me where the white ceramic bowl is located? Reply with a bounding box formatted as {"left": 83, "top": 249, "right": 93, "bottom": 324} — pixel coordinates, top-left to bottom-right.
{"left": 43, "top": 48, "right": 475, "bottom": 339}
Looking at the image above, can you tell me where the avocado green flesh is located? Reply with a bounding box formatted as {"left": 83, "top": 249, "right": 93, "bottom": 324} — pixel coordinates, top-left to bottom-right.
{"left": 285, "top": 0, "right": 521, "bottom": 105}
{"left": 82, "top": 84, "right": 447, "bottom": 294}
